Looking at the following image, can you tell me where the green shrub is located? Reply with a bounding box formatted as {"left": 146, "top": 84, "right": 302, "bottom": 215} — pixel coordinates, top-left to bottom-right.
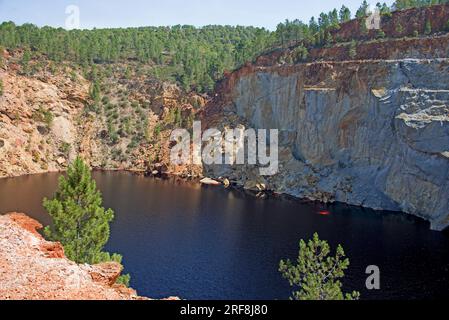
{"left": 59, "top": 142, "right": 71, "bottom": 157}
{"left": 115, "top": 273, "right": 130, "bottom": 287}
{"left": 70, "top": 70, "right": 78, "bottom": 82}
{"left": 292, "top": 45, "right": 309, "bottom": 63}
{"left": 111, "top": 148, "right": 124, "bottom": 161}
{"left": 86, "top": 103, "right": 101, "bottom": 114}
{"left": 381, "top": 9, "right": 392, "bottom": 18}
{"left": 101, "top": 96, "right": 110, "bottom": 105}
{"left": 279, "top": 233, "right": 360, "bottom": 300}
{"left": 21, "top": 49, "right": 31, "bottom": 75}
{"left": 154, "top": 124, "right": 162, "bottom": 138}
{"left": 117, "top": 128, "right": 125, "bottom": 138}
{"left": 32, "top": 106, "right": 54, "bottom": 127}
{"left": 128, "top": 136, "right": 140, "bottom": 149}
{"left": 32, "top": 150, "right": 40, "bottom": 163}
{"left": 89, "top": 80, "right": 101, "bottom": 103}
{"left": 105, "top": 103, "right": 115, "bottom": 111}
{"left": 376, "top": 30, "right": 386, "bottom": 39}
{"left": 122, "top": 117, "right": 132, "bottom": 135}
{"left": 348, "top": 40, "right": 357, "bottom": 59}
{"left": 43, "top": 157, "right": 130, "bottom": 286}
{"left": 0, "top": 46, "right": 4, "bottom": 68}
{"left": 110, "top": 131, "right": 119, "bottom": 144}
{"left": 425, "top": 19, "right": 432, "bottom": 35}
{"left": 360, "top": 20, "right": 368, "bottom": 35}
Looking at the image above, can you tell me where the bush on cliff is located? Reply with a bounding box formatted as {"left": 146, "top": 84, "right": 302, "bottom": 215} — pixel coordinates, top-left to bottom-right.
{"left": 292, "top": 45, "right": 309, "bottom": 63}
{"left": 20, "top": 48, "right": 31, "bottom": 76}
{"left": 279, "top": 233, "right": 360, "bottom": 300}
{"left": 43, "top": 156, "right": 130, "bottom": 286}
{"left": 32, "top": 106, "right": 54, "bottom": 129}
{"left": 349, "top": 40, "right": 358, "bottom": 59}
{"left": 425, "top": 19, "right": 432, "bottom": 34}
{"left": 0, "top": 79, "right": 3, "bottom": 96}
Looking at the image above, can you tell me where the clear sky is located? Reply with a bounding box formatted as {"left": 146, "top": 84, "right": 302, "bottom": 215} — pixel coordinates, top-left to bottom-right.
{"left": 0, "top": 0, "right": 395, "bottom": 30}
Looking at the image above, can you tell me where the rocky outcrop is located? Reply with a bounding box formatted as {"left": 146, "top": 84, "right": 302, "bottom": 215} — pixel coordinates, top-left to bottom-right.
{"left": 329, "top": 4, "right": 449, "bottom": 43}
{"left": 0, "top": 62, "right": 89, "bottom": 177}
{"left": 254, "top": 5, "right": 449, "bottom": 66}
{"left": 203, "top": 54, "right": 449, "bottom": 230}
{"left": 0, "top": 213, "right": 148, "bottom": 300}
{"left": 0, "top": 50, "right": 204, "bottom": 179}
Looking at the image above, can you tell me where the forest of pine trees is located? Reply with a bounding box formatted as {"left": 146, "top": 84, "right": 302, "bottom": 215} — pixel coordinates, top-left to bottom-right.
{"left": 272, "top": 0, "right": 449, "bottom": 49}
{"left": 393, "top": 0, "right": 449, "bottom": 10}
{"left": 0, "top": 23, "right": 274, "bottom": 92}
{"left": 0, "top": 1, "right": 448, "bottom": 92}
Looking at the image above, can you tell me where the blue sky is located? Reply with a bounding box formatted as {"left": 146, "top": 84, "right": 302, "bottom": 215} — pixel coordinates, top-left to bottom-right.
{"left": 0, "top": 0, "right": 395, "bottom": 30}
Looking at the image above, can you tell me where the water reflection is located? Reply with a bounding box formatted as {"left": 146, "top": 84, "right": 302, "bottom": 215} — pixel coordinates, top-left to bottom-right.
{"left": 0, "top": 172, "right": 448, "bottom": 300}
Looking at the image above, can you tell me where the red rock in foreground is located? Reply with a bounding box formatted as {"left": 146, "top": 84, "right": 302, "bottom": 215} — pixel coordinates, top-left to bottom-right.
{"left": 0, "top": 213, "right": 150, "bottom": 300}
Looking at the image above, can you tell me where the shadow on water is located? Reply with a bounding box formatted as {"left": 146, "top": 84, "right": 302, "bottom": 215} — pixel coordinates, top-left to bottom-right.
{"left": 1, "top": 171, "right": 449, "bottom": 300}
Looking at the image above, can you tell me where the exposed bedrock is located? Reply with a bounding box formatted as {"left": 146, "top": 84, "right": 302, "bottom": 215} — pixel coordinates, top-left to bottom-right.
{"left": 204, "top": 59, "right": 449, "bottom": 230}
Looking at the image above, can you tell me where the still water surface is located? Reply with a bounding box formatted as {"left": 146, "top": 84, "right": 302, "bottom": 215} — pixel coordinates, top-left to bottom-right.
{"left": 0, "top": 171, "right": 448, "bottom": 300}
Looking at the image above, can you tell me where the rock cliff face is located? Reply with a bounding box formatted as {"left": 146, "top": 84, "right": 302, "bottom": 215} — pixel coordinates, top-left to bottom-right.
{"left": 0, "top": 213, "right": 145, "bottom": 300}
{"left": 203, "top": 39, "right": 449, "bottom": 230}
{"left": 0, "top": 50, "right": 203, "bottom": 178}
{"left": 0, "top": 57, "right": 89, "bottom": 177}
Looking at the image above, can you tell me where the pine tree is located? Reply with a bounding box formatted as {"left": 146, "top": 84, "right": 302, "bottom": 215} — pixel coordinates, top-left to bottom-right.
{"left": 360, "top": 17, "right": 369, "bottom": 35}
{"left": 292, "top": 45, "right": 309, "bottom": 63}
{"left": 349, "top": 40, "right": 358, "bottom": 59}
{"left": 339, "top": 5, "right": 352, "bottom": 23}
{"left": 21, "top": 48, "right": 31, "bottom": 75}
{"left": 396, "top": 23, "right": 405, "bottom": 35}
{"left": 309, "top": 17, "right": 319, "bottom": 34}
{"left": 43, "top": 157, "right": 130, "bottom": 286}
{"left": 393, "top": 0, "right": 413, "bottom": 10}
{"left": 325, "top": 32, "right": 333, "bottom": 45}
{"left": 329, "top": 9, "right": 340, "bottom": 28}
{"left": 43, "top": 156, "right": 115, "bottom": 263}
{"left": 425, "top": 19, "right": 432, "bottom": 34}
{"left": 0, "top": 79, "right": 3, "bottom": 96}
{"left": 89, "top": 80, "right": 101, "bottom": 103}
{"left": 174, "top": 107, "right": 183, "bottom": 127}
{"left": 377, "top": 29, "right": 386, "bottom": 38}
{"left": 379, "top": 2, "right": 392, "bottom": 16}
{"left": 356, "top": 0, "right": 369, "bottom": 19}
{"left": 279, "top": 233, "right": 360, "bottom": 300}
{"left": 0, "top": 46, "right": 4, "bottom": 68}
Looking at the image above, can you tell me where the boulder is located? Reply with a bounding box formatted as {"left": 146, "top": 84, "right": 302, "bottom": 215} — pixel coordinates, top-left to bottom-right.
{"left": 56, "top": 157, "right": 66, "bottom": 165}
{"left": 0, "top": 213, "right": 150, "bottom": 300}
{"left": 200, "top": 178, "right": 221, "bottom": 186}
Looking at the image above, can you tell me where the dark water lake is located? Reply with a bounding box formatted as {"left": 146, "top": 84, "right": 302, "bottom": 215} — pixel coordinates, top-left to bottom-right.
{"left": 1, "top": 171, "right": 449, "bottom": 300}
